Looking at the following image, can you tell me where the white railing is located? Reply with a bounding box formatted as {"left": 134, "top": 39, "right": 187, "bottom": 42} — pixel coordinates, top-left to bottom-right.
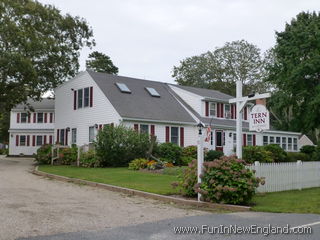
{"left": 247, "top": 161, "right": 320, "bottom": 193}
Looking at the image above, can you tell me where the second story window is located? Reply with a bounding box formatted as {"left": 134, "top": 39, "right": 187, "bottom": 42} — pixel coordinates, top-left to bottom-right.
{"left": 78, "top": 89, "right": 83, "bottom": 108}
{"left": 84, "top": 87, "right": 90, "bottom": 107}
{"left": 209, "top": 102, "right": 216, "bottom": 117}
{"left": 225, "top": 104, "right": 231, "bottom": 119}
{"left": 20, "top": 113, "right": 27, "bottom": 123}
{"left": 74, "top": 87, "right": 93, "bottom": 110}
{"left": 37, "top": 113, "right": 44, "bottom": 123}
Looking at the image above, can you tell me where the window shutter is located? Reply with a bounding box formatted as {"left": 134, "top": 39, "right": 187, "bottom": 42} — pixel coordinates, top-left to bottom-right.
{"left": 50, "top": 113, "right": 53, "bottom": 123}
{"left": 150, "top": 125, "right": 155, "bottom": 136}
{"left": 65, "top": 129, "right": 68, "bottom": 146}
{"left": 244, "top": 106, "right": 248, "bottom": 120}
{"left": 243, "top": 134, "right": 247, "bottom": 147}
{"left": 73, "top": 90, "right": 77, "bottom": 110}
{"left": 99, "top": 124, "right": 103, "bottom": 130}
{"left": 253, "top": 135, "right": 256, "bottom": 146}
{"left": 32, "top": 135, "right": 35, "bottom": 146}
{"left": 205, "top": 102, "right": 209, "bottom": 117}
{"left": 44, "top": 135, "right": 47, "bottom": 145}
{"left": 17, "top": 113, "right": 20, "bottom": 123}
{"left": 90, "top": 87, "right": 93, "bottom": 107}
{"left": 44, "top": 113, "right": 48, "bottom": 123}
{"left": 180, "top": 127, "right": 184, "bottom": 147}
{"left": 49, "top": 135, "right": 53, "bottom": 144}
{"left": 221, "top": 103, "right": 224, "bottom": 118}
{"left": 33, "top": 113, "right": 36, "bottom": 123}
{"left": 16, "top": 135, "right": 19, "bottom": 146}
{"left": 27, "top": 135, "right": 30, "bottom": 146}
{"left": 165, "top": 126, "right": 170, "bottom": 143}
{"left": 134, "top": 124, "right": 139, "bottom": 132}
{"left": 231, "top": 105, "right": 234, "bottom": 119}
{"left": 28, "top": 113, "right": 31, "bottom": 123}
{"left": 216, "top": 103, "right": 220, "bottom": 117}
{"left": 57, "top": 129, "right": 60, "bottom": 144}
{"left": 234, "top": 105, "right": 237, "bottom": 119}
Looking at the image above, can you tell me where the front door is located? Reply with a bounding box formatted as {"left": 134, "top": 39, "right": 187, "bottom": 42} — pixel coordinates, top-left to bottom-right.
{"left": 215, "top": 130, "right": 224, "bottom": 152}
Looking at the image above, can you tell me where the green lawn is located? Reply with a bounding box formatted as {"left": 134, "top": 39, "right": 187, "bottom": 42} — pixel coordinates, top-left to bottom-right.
{"left": 252, "top": 188, "right": 320, "bottom": 214}
{"left": 38, "top": 165, "right": 180, "bottom": 195}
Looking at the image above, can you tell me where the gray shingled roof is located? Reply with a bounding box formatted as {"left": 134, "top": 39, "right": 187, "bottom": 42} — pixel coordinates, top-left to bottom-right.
{"left": 88, "top": 71, "right": 196, "bottom": 124}
{"left": 12, "top": 98, "right": 54, "bottom": 110}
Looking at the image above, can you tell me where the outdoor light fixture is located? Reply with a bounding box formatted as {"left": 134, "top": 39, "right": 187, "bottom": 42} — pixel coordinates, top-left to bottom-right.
{"left": 248, "top": 92, "right": 256, "bottom": 98}
{"left": 66, "top": 127, "right": 70, "bottom": 131}
{"left": 71, "top": 88, "right": 74, "bottom": 91}
{"left": 94, "top": 124, "right": 98, "bottom": 129}
{"left": 229, "top": 132, "right": 232, "bottom": 137}
{"left": 197, "top": 122, "right": 205, "bottom": 135}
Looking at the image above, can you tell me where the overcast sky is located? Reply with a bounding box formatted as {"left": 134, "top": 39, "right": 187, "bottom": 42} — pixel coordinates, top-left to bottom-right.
{"left": 39, "top": 0, "right": 319, "bottom": 84}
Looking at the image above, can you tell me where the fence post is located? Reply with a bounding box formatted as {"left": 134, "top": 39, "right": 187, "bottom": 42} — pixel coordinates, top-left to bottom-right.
{"left": 297, "top": 160, "right": 302, "bottom": 190}
{"left": 77, "top": 147, "right": 80, "bottom": 167}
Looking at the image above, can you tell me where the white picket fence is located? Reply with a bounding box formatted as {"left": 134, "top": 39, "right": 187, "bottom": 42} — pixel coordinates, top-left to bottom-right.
{"left": 247, "top": 161, "right": 320, "bottom": 193}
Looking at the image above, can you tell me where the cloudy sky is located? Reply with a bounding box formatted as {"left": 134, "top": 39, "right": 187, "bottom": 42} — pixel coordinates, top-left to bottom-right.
{"left": 40, "top": 0, "right": 319, "bottom": 84}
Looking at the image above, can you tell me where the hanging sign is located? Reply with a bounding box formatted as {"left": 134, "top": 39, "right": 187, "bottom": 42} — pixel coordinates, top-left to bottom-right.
{"left": 249, "top": 104, "right": 270, "bottom": 132}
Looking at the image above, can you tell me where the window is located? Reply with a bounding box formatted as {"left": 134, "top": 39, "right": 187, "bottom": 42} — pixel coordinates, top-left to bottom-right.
{"left": 37, "top": 113, "right": 43, "bottom": 123}
{"left": 276, "top": 137, "right": 281, "bottom": 146}
{"left": 60, "top": 129, "right": 65, "bottom": 145}
{"left": 78, "top": 89, "right": 83, "bottom": 108}
{"left": 21, "top": 113, "right": 27, "bottom": 123}
{"left": 71, "top": 128, "right": 77, "bottom": 144}
{"left": 293, "top": 138, "right": 298, "bottom": 151}
{"left": 216, "top": 131, "right": 222, "bottom": 147}
{"left": 145, "top": 87, "right": 160, "bottom": 97}
{"left": 20, "top": 136, "right": 26, "bottom": 146}
{"left": 269, "top": 136, "right": 274, "bottom": 144}
{"left": 116, "top": 83, "right": 131, "bottom": 93}
{"left": 89, "top": 126, "right": 95, "bottom": 142}
{"left": 282, "top": 137, "right": 287, "bottom": 150}
{"left": 170, "top": 127, "right": 179, "bottom": 145}
{"left": 233, "top": 133, "right": 237, "bottom": 146}
{"left": 36, "top": 136, "right": 43, "bottom": 146}
{"left": 263, "top": 136, "right": 268, "bottom": 146}
{"left": 84, "top": 87, "right": 90, "bottom": 107}
{"left": 225, "top": 104, "right": 231, "bottom": 119}
{"left": 288, "top": 137, "right": 292, "bottom": 151}
{"left": 209, "top": 102, "right": 216, "bottom": 117}
{"left": 247, "top": 134, "right": 253, "bottom": 146}
{"left": 140, "top": 124, "right": 149, "bottom": 134}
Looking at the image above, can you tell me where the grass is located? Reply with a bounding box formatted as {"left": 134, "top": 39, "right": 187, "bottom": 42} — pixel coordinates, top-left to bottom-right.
{"left": 38, "top": 165, "right": 180, "bottom": 195}
{"left": 252, "top": 187, "right": 320, "bottom": 214}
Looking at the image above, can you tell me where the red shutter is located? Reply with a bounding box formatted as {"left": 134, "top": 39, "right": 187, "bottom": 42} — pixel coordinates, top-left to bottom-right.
{"left": 234, "top": 105, "right": 237, "bottom": 119}
{"left": 33, "top": 113, "right": 36, "bottom": 123}
{"left": 99, "top": 124, "right": 103, "bottom": 130}
{"left": 56, "top": 129, "right": 60, "bottom": 144}
{"left": 216, "top": 103, "right": 220, "bottom": 117}
{"left": 49, "top": 135, "right": 53, "bottom": 144}
{"left": 165, "top": 126, "right": 170, "bottom": 143}
{"left": 151, "top": 125, "right": 155, "bottom": 136}
{"left": 28, "top": 113, "right": 31, "bottom": 123}
{"left": 17, "top": 113, "right": 20, "bottom": 123}
{"left": 50, "top": 113, "right": 53, "bottom": 123}
{"left": 32, "top": 135, "right": 35, "bottom": 146}
{"left": 73, "top": 90, "right": 77, "bottom": 110}
{"left": 65, "top": 129, "right": 68, "bottom": 146}
{"left": 44, "top": 135, "right": 47, "bottom": 145}
{"left": 205, "top": 102, "right": 209, "bottom": 117}
{"left": 134, "top": 124, "right": 139, "bottom": 132}
{"left": 44, "top": 113, "right": 48, "bottom": 123}
{"left": 27, "top": 135, "right": 30, "bottom": 146}
{"left": 243, "top": 134, "right": 247, "bottom": 147}
{"left": 180, "top": 127, "right": 184, "bottom": 147}
{"left": 231, "top": 105, "right": 234, "bottom": 119}
{"left": 244, "top": 106, "right": 248, "bottom": 120}
{"left": 253, "top": 134, "right": 256, "bottom": 146}
{"left": 221, "top": 103, "right": 224, "bottom": 118}
{"left": 90, "top": 87, "right": 93, "bottom": 107}
{"left": 16, "top": 135, "right": 19, "bottom": 146}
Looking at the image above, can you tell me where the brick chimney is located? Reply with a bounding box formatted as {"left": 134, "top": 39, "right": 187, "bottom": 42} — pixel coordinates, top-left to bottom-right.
{"left": 256, "top": 98, "right": 266, "bottom": 105}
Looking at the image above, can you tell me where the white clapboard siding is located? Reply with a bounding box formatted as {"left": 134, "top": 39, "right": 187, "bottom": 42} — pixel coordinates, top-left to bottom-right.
{"left": 247, "top": 161, "right": 320, "bottom": 193}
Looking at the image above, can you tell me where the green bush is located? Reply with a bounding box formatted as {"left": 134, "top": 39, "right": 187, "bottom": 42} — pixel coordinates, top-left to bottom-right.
{"left": 311, "top": 144, "right": 320, "bottom": 161}
{"left": 286, "top": 152, "right": 310, "bottom": 162}
{"left": 243, "top": 146, "right": 273, "bottom": 164}
{"left": 205, "top": 150, "right": 224, "bottom": 162}
{"left": 182, "top": 145, "right": 197, "bottom": 159}
{"left": 197, "top": 155, "right": 263, "bottom": 205}
{"left": 35, "top": 144, "right": 52, "bottom": 164}
{"left": 80, "top": 150, "right": 100, "bottom": 168}
{"left": 95, "top": 125, "right": 151, "bottom": 167}
{"left": 128, "top": 158, "right": 149, "bottom": 170}
{"left": 0, "top": 148, "right": 8, "bottom": 155}
{"left": 155, "top": 142, "right": 183, "bottom": 165}
{"left": 300, "top": 145, "right": 316, "bottom": 155}
{"left": 263, "top": 144, "right": 287, "bottom": 162}
{"left": 59, "top": 146, "right": 78, "bottom": 165}
{"left": 180, "top": 156, "right": 194, "bottom": 166}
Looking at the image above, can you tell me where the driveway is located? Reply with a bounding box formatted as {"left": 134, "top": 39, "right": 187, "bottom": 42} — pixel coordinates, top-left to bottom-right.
{"left": 0, "top": 156, "right": 206, "bottom": 240}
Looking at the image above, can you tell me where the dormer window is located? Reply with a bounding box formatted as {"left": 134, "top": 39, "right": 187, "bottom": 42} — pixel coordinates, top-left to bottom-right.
{"left": 209, "top": 102, "right": 216, "bottom": 117}
{"left": 116, "top": 83, "right": 131, "bottom": 93}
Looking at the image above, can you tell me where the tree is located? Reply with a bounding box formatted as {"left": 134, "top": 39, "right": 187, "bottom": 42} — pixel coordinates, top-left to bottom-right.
{"left": 172, "top": 40, "right": 268, "bottom": 96}
{"left": 0, "top": 0, "right": 95, "bottom": 113}
{"left": 86, "top": 51, "right": 119, "bottom": 74}
{"left": 266, "top": 11, "right": 320, "bottom": 142}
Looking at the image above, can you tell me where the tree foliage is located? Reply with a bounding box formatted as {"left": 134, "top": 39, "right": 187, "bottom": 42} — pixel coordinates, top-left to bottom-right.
{"left": 0, "top": 0, "right": 95, "bottom": 112}
{"left": 266, "top": 11, "right": 320, "bottom": 141}
{"left": 172, "top": 40, "right": 268, "bottom": 96}
{"left": 86, "top": 51, "right": 119, "bottom": 74}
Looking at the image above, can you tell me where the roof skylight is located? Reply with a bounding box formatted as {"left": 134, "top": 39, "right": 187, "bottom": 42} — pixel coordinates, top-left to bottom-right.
{"left": 116, "top": 83, "right": 131, "bottom": 93}
{"left": 145, "top": 87, "right": 160, "bottom": 97}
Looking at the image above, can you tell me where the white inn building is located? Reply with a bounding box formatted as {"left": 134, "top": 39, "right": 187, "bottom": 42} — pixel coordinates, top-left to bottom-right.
{"left": 8, "top": 70, "right": 311, "bottom": 156}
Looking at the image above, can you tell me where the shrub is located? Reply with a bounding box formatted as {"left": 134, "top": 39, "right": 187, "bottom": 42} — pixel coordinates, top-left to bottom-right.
{"left": 263, "top": 144, "right": 287, "bottom": 162}
{"left": 154, "top": 142, "right": 182, "bottom": 165}
{"left": 59, "top": 146, "right": 78, "bottom": 165}
{"left": 163, "top": 166, "right": 185, "bottom": 176}
{"left": 180, "top": 156, "right": 194, "bottom": 166}
{"left": 205, "top": 150, "right": 224, "bottom": 162}
{"left": 182, "top": 145, "right": 197, "bottom": 159}
{"left": 35, "top": 144, "right": 52, "bottom": 164}
{"left": 95, "top": 125, "right": 151, "bottom": 167}
{"left": 0, "top": 148, "right": 8, "bottom": 155}
{"left": 311, "top": 144, "right": 320, "bottom": 161}
{"left": 128, "top": 158, "right": 149, "bottom": 170}
{"left": 80, "top": 150, "right": 100, "bottom": 168}
{"left": 196, "top": 155, "right": 263, "bottom": 205}
{"left": 286, "top": 152, "right": 309, "bottom": 162}
{"left": 300, "top": 145, "right": 316, "bottom": 155}
{"left": 243, "top": 146, "right": 273, "bottom": 164}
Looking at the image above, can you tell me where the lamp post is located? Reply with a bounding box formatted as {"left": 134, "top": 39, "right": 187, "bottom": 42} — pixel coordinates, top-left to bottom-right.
{"left": 197, "top": 122, "right": 204, "bottom": 202}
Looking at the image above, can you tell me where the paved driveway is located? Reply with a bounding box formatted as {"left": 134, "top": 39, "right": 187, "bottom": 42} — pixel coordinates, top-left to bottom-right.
{"left": 0, "top": 156, "right": 206, "bottom": 240}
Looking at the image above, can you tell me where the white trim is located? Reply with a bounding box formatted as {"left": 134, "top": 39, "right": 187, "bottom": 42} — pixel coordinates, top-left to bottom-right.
{"left": 122, "top": 118, "right": 196, "bottom": 126}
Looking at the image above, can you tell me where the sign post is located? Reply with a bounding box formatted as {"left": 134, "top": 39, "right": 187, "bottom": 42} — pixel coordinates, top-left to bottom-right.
{"left": 197, "top": 122, "right": 204, "bottom": 202}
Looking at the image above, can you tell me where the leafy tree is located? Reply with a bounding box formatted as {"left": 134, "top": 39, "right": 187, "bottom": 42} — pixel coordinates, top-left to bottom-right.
{"left": 266, "top": 11, "right": 320, "bottom": 142}
{"left": 0, "top": 111, "right": 10, "bottom": 143}
{"left": 86, "top": 51, "right": 119, "bottom": 74}
{"left": 0, "top": 0, "right": 95, "bottom": 113}
{"left": 172, "top": 40, "right": 268, "bottom": 96}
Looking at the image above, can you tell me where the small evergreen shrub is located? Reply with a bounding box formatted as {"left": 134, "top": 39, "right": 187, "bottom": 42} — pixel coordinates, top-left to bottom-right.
{"left": 300, "top": 145, "right": 316, "bottom": 155}
{"left": 128, "top": 158, "right": 149, "bottom": 170}
{"left": 286, "top": 152, "right": 309, "bottom": 162}
{"left": 243, "top": 146, "right": 273, "bottom": 164}
{"left": 182, "top": 145, "right": 197, "bottom": 159}
{"left": 205, "top": 150, "right": 224, "bottom": 162}
{"left": 35, "top": 144, "right": 52, "bottom": 164}
{"left": 155, "top": 142, "right": 182, "bottom": 165}
{"left": 80, "top": 150, "right": 100, "bottom": 168}
{"left": 59, "top": 146, "right": 78, "bottom": 165}
{"left": 263, "top": 144, "right": 287, "bottom": 162}
{"left": 311, "top": 144, "right": 320, "bottom": 161}
{"left": 0, "top": 148, "right": 8, "bottom": 155}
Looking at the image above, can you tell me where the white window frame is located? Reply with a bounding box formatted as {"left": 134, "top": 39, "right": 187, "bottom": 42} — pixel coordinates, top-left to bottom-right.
{"left": 209, "top": 102, "right": 216, "bottom": 117}
{"left": 36, "top": 135, "right": 43, "bottom": 146}
{"left": 170, "top": 126, "right": 179, "bottom": 145}
{"left": 224, "top": 104, "right": 231, "bottom": 119}
{"left": 71, "top": 128, "right": 77, "bottom": 145}
{"left": 19, "top": 135, "right": 26, "bottom": 146}
{"left": 37, "top": 113, "right": 44, "bottom": 123}
{"left": 140, "top": 124, "right": 149, "bottom": 134}
{"left": 247, "top": 134, "right": 253, "bottom": 146}
{"left": 89, "top": 126, "right": 95, "bottom": 143}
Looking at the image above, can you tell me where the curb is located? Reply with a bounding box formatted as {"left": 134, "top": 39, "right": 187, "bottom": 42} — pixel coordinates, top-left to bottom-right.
{"left": 33, "top": 167, "right": 251, "bottom": 212}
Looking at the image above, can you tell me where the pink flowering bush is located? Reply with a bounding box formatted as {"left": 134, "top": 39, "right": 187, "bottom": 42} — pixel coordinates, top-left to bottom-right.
{"left": 196, "top": 155, "right": 264, "bottom": 205}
